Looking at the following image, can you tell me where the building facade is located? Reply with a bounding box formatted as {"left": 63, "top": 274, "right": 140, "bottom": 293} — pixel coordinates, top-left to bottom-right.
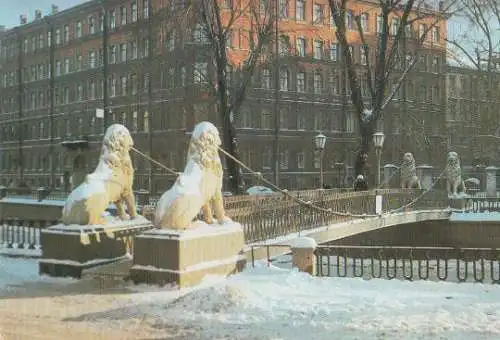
{"left": 0, "top": 0, "right": 448, "bottom": 193}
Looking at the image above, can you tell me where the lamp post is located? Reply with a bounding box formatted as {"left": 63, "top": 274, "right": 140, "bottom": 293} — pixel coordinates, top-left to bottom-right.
{"left": 314, "top": 133, "right": 327, "bottom": 189}
{"left": 373, "top": 132, "right": 385, "bottom": 188}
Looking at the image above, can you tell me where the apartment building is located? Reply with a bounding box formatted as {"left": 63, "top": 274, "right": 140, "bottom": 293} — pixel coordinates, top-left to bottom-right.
{"left": 0, "top": 0, "right": 448, "bottom": 192}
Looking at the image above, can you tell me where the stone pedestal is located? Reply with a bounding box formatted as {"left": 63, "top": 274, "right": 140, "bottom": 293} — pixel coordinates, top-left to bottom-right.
{"left": 485, "top": 166, "right": 497, "bottom": 197}
{"left": 416, "top": 165, "right": 434, "bottom": 190}
{"left": 383, "top": 164, "right": 399, "bottom": 188}
{"left": 129, "top": 221, "right": 246, "bottom": 288}
{"left": 39, "top": 216, "right": 153, "bottom": 278}
{"left": 290, "top": 237, "right": 317, "bottom": 275}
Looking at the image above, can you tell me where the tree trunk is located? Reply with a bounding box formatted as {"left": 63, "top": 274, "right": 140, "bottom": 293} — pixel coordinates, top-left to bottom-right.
{"left": 221, "top": 108, "right": 245, "bottom": 194}
{"left": 354, "top": 121, "right": 375, "bottom": 186}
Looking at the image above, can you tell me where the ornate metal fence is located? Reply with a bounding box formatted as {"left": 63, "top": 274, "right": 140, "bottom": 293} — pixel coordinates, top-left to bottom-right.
{"left": 315, "top": 245, "right": 500, "bottom": 283}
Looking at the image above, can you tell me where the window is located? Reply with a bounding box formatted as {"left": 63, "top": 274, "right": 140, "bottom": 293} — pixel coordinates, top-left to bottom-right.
{"left": 89, "top": 51, "right": 96, "bottom": 68}
{"left": 76, "top": 55, "right": 82, "bottom": 70}
{"left": 432, "top": 56, "right": 439, "bottom": 72}
{"left": 64, "top": 58, "right": 71, "bottom": 73}
{"left": 194, "top": 62, "right": 208, "bottom": 84}
{"left": 131, "top": 2, "right": 137, "bottom": 22}
{"left": 109, "top": 10, "right": 116, "bottom": 29}
{"left": 121, "top": 76, "right": 127, "bottom": 96}
{"left": 143, "top": 0, "right": 149, "bottom": 19}
{"left": 55, "top": 60, "right": 61, "bottom": 76}
{"left": 279, "top": 35, "right": 290, "bottom": 55}
{"left": 313, "top": 72, "right": 322, "bottom": 93}
{"left": 346, "top": 10, "right": 353, "bottom": 29}
{"left": 64, "top": 25, "right": 69, "bottom": 42}
{"left": 76, "top": 83, "right": 83, "bottom": 101}
{"left": 279, "top": 150, "right": 289, "bottom": 169}
{"left": 262, "top": 68, "right": 271, "bottom": 89}
{"left": 297, "top": 72, "right": 305, "bottom": 92}
{"left": 313, "top": 4, "right": 323, "bottom": 23}
{"left": 180, "top": 66, "right": 186, "bottom": 86}
{"left": 296, "top": 37, "right": 306, "bottom": 57}
{"left": 360, "top": 13, "right": 368, "bottom": 32}
{"left": 194, "top": 24, "right": 208, "bottom": 43}
{"left": 55, "top": 28, "right": 61, "bottom": 44}
{"left": 142, "top": 38, "right": 149, "bottom": 57}
{"left": 167, "top": 31, "right": 176, "bottom": 51}
{"left": 132, "top": 111, "right": 138, "bottom": 132}
{"left": 39, "top": 33, "right": 44, "bottom": 49}
{"left": 47, "top": 31, "right": 52, "bottom": 47}
{"left": 63, "top": 87, "right": 69, "bottom": 104}
{"left": 120, "top": 6, "right": 127, "bottom": 25}
{"left": 110, "top": 45, "right": 117, "bottom": 64}
{"left": 432, "top": 26, "right": 439, "bottom": 42}
{"left": 297, "top": 114, "right": 306, "bottom": 130}
{"left": 261, "top": 109, "right": 272, "bottom": 129}
{"left": 279, "top": 0, "right": 288, "bottom": 18}
{"left": 131, "top": 41, "right": 138, "bottom": 59}
{"left": 360, "top": 45, "right": 367, "bottom": 65}
{"left": 31, "top": 36, "right": 36, "bottom": 52}
{"left": 297, "top": 152, "right": 305, "bottom": 169}
{"left": 313, "top": 40, "right": 323, "bottom": 59}
{"left": 130, "top": 73, "right": 137, "bottom": 94}
{"left": 100, "top": 13, "right": 104, "bottom": 31}
{"left": 76, "top": 21, "right": 82, "bottom": 38}
{"left": 110, "top": 75, "right": 116, "bottom": 97}
{"left": 89, "top": 80, "right": 96, "bottom": 99}
{"left": 419, "top": 24, "right": 426, "bottom": 39}
{"left": 120, "top": 43, "right": 127, "bottom": 62}
{"left": 296, "top": 0, "right": 305, "bottom": 21}
{"left": 143, "top": 111, "right": 149, "bottom": 132}
{"left": 89, "top": 16, "right": 96, "bottom": 34}
{"left": 279, "top": 68, "right": 289, "bottom": 91}
{"left": 391, "top": 17, "right": 400, "bottom": 36}
{"left": 330, "top": 43, "right": 337, "bottom": 61}
{"left": 376, "top": 15, "right": 382, "bottom": 34}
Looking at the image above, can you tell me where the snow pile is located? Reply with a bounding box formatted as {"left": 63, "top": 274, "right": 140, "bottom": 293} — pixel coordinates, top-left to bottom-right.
{"left": 113, "top": 263, "right": 500, "bottom": 339}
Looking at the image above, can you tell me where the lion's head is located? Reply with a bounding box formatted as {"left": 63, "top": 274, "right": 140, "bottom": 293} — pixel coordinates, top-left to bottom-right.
{"left": 188, "top": 121, "right": 222, "bottom": 175}
{"left": 101, "top": 124, "right": 134, "bottom": 172}
{"left": 402, "top": 152, "right": 416, "bottom": 166}
{"left": 447, "top": 151, "right": 460, "bottom": 168}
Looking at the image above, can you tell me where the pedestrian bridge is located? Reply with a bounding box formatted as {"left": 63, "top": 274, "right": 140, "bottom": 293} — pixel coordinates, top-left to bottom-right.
{"left": 0, "top": 187, "right": 475, "bottom": 252}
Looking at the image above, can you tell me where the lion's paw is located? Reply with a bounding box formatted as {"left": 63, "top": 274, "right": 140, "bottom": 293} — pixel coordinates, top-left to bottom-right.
{"left": 218, "top": 216, "right": 233, "bottom": 225}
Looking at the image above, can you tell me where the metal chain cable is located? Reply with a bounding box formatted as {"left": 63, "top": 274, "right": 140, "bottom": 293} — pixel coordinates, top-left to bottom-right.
{"left": 131, "top": 144, "right": 448, "bottom": 219}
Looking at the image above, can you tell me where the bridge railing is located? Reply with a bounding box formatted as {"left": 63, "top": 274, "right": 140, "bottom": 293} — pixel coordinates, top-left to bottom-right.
{"left": 231, "top": 189, "right": 449, "bottom": 243}
{"left": 0, "top": 188, "right": 453, "bottom": 250}
{"left": 315, "top": 245, "right": 500, "bottom": 283}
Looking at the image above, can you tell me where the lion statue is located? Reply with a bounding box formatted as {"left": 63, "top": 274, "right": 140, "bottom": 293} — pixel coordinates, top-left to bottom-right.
{"left": 154, "top": 121, "right": 229, "bottom": 229}
{"left": 61, "top": 124, "right": 138, "bottom": 225}
{"left": 446, "top": 151, "right": 466, "bottom": 197}
{"left": 400, "top": 152, "right": 421, "bottom": 189}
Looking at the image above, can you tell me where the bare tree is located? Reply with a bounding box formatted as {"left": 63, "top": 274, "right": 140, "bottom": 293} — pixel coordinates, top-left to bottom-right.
{"left": 167, "top": 0, "right": 274, "bottom": 193}
{"left": 447, "top": 0, "right": 499, "bottom": 70}
{"left": 327, "top": 0, "right": 452, "bottom": 180}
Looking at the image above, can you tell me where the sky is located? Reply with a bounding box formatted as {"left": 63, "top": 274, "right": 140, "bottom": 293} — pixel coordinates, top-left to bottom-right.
{"left": 0, "top": 0, "right": 81, "bottom": 29}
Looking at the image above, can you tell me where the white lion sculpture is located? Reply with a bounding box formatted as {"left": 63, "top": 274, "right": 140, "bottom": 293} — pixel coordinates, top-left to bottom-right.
{"left": 401, "top": 152, "right": 421, "bottom": 189}
{"left": 61, "top": 124, "right": 138, "bottom": 225}
{"left": 154, "top": 121, "right": 229, "bottom": 230}
{"left": 446, "top": 151, "right": 466, "bottom": 197}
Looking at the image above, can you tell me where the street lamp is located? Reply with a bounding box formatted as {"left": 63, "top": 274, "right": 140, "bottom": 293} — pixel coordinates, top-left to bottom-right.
{"left": 314, "top": 133, "right": 327, "bottom": 189}
{"left": 373, "top": 132, "right": 385, "bottom": 187}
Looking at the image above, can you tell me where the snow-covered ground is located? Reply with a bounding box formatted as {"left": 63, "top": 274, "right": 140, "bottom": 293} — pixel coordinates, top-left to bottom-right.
{"left": 2, "top": 256, "right": 500, "bottom": 339}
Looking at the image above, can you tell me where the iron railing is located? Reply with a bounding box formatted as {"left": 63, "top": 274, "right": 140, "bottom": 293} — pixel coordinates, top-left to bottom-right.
{"left": 315, "top": 245, "right": 500, "bottom": 283}
{"left": 0, "top": 218, "right": 57, "bottom": 253}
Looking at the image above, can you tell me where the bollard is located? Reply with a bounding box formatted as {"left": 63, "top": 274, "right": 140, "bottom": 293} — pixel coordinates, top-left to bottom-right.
{"left": 290, "top": 237, "right": 317, "bottom": 275}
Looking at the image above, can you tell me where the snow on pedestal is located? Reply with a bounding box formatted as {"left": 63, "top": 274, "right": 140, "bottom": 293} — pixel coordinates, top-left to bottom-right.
{"left": 39, "top": 215, "right": 153, "bottom": 279}
{"left": 290, "top": 237, "right": 317, "bottom": 275}
{"left": 130, "top": 220, "right": 246, "bottom": 288}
